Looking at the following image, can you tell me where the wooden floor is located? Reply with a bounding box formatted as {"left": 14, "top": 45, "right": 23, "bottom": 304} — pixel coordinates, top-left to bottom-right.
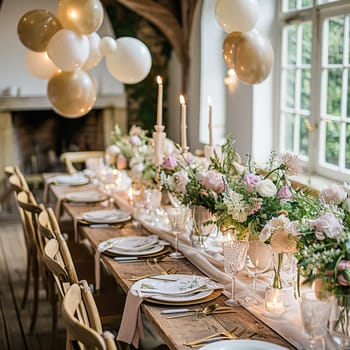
{"left": 0, "top": 219, "right": 66, "bottom": 350}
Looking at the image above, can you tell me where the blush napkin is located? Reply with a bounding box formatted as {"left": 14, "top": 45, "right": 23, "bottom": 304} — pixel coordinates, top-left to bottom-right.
{"left": 116, "top": 290, "right": 145, "bottom": 348}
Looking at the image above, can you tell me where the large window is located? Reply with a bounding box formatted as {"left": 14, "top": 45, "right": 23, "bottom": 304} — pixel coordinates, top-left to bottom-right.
{"left": 279, "top": 0, "right": 350, "bottom": 181}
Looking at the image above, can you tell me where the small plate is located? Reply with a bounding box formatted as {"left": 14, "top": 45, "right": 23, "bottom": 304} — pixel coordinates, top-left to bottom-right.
{"left": 82, "top": 209, "right": 131, "bottom": 224}
{"left": 115, "top": 235, "right": 159, "bottom": 252}
{"left": 65, "top": 191, "right": 107, "bottom": 203}
{"left": 199, "top": 340, "right": 289, "bottom": 350}
{"left": 51, "top": 175, "right": 89, "bottom": 186}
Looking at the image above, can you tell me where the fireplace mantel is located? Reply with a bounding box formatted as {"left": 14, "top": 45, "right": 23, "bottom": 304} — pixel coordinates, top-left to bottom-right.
{"left": 0, "top": 94, "right": 126, "bottom": 112}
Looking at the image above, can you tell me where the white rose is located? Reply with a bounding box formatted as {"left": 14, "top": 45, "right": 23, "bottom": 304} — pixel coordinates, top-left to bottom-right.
{"left": 259, "top": 225, "right": 272, "bottom": 242}
{"left": 256, "top": 179, "right": 277, "bottom": 197}
{"left": 171, "top": 170, "right": 189, "bottom": 194}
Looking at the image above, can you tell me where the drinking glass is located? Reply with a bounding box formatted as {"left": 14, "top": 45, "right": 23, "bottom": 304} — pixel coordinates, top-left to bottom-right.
{"left": 191, "top": 205, "right": 216, "bottom": 250}
{"left": 144, "top": 188, "right": 162, "bottom": 225}
{"left": 222, "top": 239, "right": 249, "bottom": 306}
{"left": 244, "top": 240, "right": 272, "bottom": 305}
{"left": 167, "top": 207, "right": 188, "bottom": 258}
{"left": 300, "top": 291, "right": 332, "bottom": 349}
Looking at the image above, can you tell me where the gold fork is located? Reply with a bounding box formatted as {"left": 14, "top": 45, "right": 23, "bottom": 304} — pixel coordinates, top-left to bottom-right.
{"left": 183, "top": 326, "right": 240, "bottom": 347}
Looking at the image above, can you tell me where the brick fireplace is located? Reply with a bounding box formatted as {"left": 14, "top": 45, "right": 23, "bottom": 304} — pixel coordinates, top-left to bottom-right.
{"left": 0, "top": 95, "right": 127, "bottom": 184}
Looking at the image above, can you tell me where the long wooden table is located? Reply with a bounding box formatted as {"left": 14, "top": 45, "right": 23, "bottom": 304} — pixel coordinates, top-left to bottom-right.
{"left": 44, "top": 176, "right": 296, "bottom": 350}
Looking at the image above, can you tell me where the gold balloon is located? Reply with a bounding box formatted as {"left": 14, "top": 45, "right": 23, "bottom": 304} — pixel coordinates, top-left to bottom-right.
{"left": 222, "top": 32, "right": 240, "bottom": 69}
{"left": 17, "top": 10, "right": 62, "bottom": 52}
{"left": 57, "top": 0, "right": 104, "bottom": 35}
{"left": 232, "top": 29, "right": 274, "bottom": 85}
{"left": 47, "top": 70, "right": 97, "bottom": 118}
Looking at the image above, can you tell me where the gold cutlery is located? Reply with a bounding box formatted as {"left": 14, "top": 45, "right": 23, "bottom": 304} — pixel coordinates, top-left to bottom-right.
{"left": 183, "top": 326, "right": 240, "bottom": 347}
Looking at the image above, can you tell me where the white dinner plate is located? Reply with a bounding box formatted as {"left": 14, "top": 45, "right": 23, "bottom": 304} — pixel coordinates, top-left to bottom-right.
{"left": 107, "top": 242, "right": 164, "bottom": 256}
{"left": 82, "top": 209, "right": 131, "bottom": 224}
{"left": 115, "top": 235, "right": 159, "bottom": 252}
{"left": 131, "top": 274, "right": 214, "bottom": 302}
{"left": 50, "top": 174, "right": 89, "bottom": 186}
{"left": 199, "top": 340, "right": 289, "bottom": 350}
{"left": 65, "top": 191, "right": 107, "bottom": 203}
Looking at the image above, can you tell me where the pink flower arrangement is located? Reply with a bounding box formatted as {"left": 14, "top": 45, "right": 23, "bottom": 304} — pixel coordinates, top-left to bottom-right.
{"left": 202, "top": 170, "right": 225, "bottom": 193}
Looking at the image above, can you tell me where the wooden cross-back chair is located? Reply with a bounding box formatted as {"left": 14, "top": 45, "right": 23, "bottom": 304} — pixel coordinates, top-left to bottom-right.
{"left": 15, "top": 190, "right": 58, "bottom": 337}
{"left": 60, "top": 151, "right": 105, "bottom": 175}
{"left": 39, "top": 207, "right": 124, "bottom": 327}
{"left": 62, "top": 282, "right": 117, "bottom": 350}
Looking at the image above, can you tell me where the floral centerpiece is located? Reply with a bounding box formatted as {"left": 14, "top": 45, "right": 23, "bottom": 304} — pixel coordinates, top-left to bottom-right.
{"left": 106, "top": 124, "right": 176, "bottom": 189}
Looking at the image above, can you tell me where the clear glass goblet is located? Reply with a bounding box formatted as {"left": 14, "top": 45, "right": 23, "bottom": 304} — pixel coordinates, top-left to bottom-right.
{"left": 300, "top": 291, "right": 332, "bottom": 350}
{"left": 144, "top": 188, "right": 162, "bottom": 225}
{"left": 222, "top": 239, "right": 249, "bottom": 306}
{"left": 191, "top": 205, "right": 216, "bottom": 250}
{"left": 167, "top": 207, "right": 188, "bottom": 258}
{"left": 244, "top": 240, "right": 272, "bottom": 306}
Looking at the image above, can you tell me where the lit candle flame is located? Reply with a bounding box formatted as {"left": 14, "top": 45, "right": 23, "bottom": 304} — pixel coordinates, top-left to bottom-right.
{"left": 208, "top": 96, "right": 212, "bottom": 105}
{"left": 69, "top": 9, "right": 78, "bottom": 19}
{"left": 179, "top": 94, "right": 185, "bottom": 105}
{"left": 156, "top": 75, "right": 162, "bottom": 85}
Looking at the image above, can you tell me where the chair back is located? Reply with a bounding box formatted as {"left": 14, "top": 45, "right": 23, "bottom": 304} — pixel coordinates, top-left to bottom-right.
{"left": 62, "top": 282, "right": 117, "bottom": 350}
{"left": 60, "top": 151, "right": 105, "bottom": 175}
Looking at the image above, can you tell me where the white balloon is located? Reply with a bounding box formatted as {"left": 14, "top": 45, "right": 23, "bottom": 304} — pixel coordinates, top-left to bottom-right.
{"left": 99, "top": 36, "right": 117, "bottom": 56}
{"left": 106, "top": 37, "right": 152, "bottom": 84}
{"left": 83, "top": 32, "right": 102, "bottom": 70}
{"left": 25, "top": 50, "right": 59, "bottom": 80}
{"left": 47, "top": 29, "right": 89, "bottom": 71}
{"left": 215, "top": 0, "right": 259, "bottom": 33}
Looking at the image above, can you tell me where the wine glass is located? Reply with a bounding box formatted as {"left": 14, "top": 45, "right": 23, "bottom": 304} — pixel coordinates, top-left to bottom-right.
{"left": 244, "top": 240, "right": 272, "bottom": 306}
{"left": 300, "top": 291, "right": 332, "bottom": 349}
{"left": 144, "top": 188, "right": 162, "bottom": 225}
{"left": 222, "top": 239, "right": 249, "bottom": 306}
{"left": 167, "top": 207, "right": 188, "bottom": 258}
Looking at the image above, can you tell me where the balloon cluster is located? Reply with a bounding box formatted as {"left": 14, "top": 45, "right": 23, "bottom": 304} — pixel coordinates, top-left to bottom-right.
{"left": 216, "top": 0, "right": 274, "bottom": 85}
{"left": 17, "top": 0, "right": 152, "bottom": 118}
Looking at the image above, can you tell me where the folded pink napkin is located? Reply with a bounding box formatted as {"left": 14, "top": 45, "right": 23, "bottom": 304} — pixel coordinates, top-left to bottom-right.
{"left": 117, "top": 290, "right": 144, "bottom": 348}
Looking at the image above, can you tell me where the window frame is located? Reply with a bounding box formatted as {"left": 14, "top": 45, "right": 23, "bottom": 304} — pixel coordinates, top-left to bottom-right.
{"left": 277, "top": 0, "right": 350, "bottom": 182}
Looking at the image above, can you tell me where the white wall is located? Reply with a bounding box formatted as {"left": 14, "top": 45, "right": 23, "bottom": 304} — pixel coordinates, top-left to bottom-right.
{"left": 0, "top": 0, "right": 124, "bottom": 97}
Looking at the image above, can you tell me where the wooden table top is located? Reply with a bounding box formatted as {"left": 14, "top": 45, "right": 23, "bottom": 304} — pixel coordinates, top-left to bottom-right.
{"left": 43, "top": 175, "right": 296, "bottom": 350}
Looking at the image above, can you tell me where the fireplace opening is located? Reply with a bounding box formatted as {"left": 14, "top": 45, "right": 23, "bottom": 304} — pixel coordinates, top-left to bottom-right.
{"left": 12, "top": 109, "right": 105, "bottom": 174}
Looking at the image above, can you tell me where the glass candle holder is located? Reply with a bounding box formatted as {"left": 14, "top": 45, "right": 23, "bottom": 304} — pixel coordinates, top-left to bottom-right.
{"left": 264, "top": 286, "right": 286, "bottom": 317}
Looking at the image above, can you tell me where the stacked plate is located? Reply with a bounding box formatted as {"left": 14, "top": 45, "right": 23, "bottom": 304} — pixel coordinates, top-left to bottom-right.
{"left": 101, "top": 235, "right": 166, "bottom": 257}
{"left": 49, "top": 174, "right": 89, "bottom": 186}
{"left": 199, "top": 340, "right": 288, "bottom": 350}
{"left": 82, "top": 209, "right": 131, "bottom": 224}
{"left": 131, "top": 274, "right": 221, "bottom": 305}
{"left": 64, "top": 190, "right": 108, "bottom": 203}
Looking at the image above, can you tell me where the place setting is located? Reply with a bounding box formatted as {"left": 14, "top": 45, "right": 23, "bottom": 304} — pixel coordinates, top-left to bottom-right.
{"left": 78, "top": 208, "right": 132, "bottom": 227}
{"left": 97, "top": 235, "right": 171, "bottom": 261}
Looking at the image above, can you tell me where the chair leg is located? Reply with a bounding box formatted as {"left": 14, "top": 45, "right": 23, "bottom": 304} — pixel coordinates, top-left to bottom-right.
{"left": 21, "top": 250, "right": 32, "bottom": 309}
{"left": 49, "top": 275, "right": 58, "bottom": 350}
{"left": 29, "top": 257, "right": 39, "bottom": 334}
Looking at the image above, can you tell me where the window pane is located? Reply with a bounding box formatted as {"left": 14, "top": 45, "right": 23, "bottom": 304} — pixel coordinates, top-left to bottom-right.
{"left": 285, "top": 113, "right": 295, "bottom": 152}
{"left": 301, "top": 69, "right": 311, "bottom": 110}
{"left": 327, "top": 16, "right": 344, "bottom": 65}
{"left": 287, "top": 25, "right": 297, "bottom": 65}
{"left": 346, "top": 123, "right": 350, "bottom": 169}
{"left": 286, "top": 69, "right": 296, "bottom": 108}
{"left": 325, "top": 120, "right": 340, "bottom": 165}
{"left": 301, "top": 22, "right": 312, "bottom": 64}
{"left": 327, "top": 69, "right": 342, "bottom": 116}
{"left": 287, "top": 0, "right": 297, "bottom": 11}
{"left": 301, "top": 0, "right": 312, "bottom": 8}
{"left": 300, "top": 116, "right": 309, "bottom": 156}
{"left": 348, "top": 69, "right": 350, "bottom": 117}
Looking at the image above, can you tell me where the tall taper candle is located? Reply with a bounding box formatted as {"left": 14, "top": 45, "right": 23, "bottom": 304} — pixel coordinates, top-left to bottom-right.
{"left": 179, "top": 95, "right": 187, "bottom": 150}
{"left": 156, "top": 76, "right": 163, "bottom": 127}
{"left": 208, "top": 96, "right": 213, "bottom": 146}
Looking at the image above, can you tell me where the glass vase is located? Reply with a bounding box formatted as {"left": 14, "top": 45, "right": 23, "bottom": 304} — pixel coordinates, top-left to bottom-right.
{"left": 190, "top": 205, "right": 215, "bottom": 249}
{"left": 330, "top": 294, "right": 350, "bottom": 349}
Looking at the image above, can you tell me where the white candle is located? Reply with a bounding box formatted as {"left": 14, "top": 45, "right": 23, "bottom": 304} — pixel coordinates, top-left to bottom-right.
{"left": 208, "top": 96, "right": 213, "bottom": 146}
{"left": 179, "top": 94, "right": 187, "bottom": 150}
{"left": 156, "top": 76, "right": 163, "bottom": 127}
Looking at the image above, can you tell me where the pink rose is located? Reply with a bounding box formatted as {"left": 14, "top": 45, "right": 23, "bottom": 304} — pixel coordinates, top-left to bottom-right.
{"left": 277, "top": 186, "right": 293, "bottom": 200}
{"left": 320, "top": 184, "right": 347, "bottom": 204}
{"left": 129, "top": 135, "right": 141, "bottom": 145}
{"left": 242, "top": 173, "right": 260, "bottom": 192}
{"left": 117, "top": 155, "right": 127, "bottom": 170}
{"left": 202, "top": 170, "right": 225, "bottom": 193}
{"left": 338, "top": 274, "right": 350, "bottom": 286}
{"left": 309, "top": 212, "right": 343, "bottom": 239}
{"left": 162, "top": 155, "right": 177, "bottom": 170}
